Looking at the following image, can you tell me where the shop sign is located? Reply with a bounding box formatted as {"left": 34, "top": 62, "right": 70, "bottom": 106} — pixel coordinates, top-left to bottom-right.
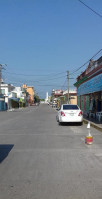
{"left": 55, "top": 90, "right": 63, "bottom": 95}
{"left": 77, "top": 73, "right": 102, "bottom": 96}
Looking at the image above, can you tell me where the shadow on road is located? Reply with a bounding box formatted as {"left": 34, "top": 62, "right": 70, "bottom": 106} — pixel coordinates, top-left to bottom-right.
{"left": 0, "top": 144, "right": 14, "bottom": 163}
{"left": 60, "top": 122, "right": 83, "bottom": 126}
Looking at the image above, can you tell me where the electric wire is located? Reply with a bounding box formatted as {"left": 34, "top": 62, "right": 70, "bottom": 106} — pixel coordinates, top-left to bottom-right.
{"left": 7, "top": 81, "right": 67, "bottom": 87}
{"left": 4, "top": 74, "right": 67, "bottom": 82}
{"left": 69, "top": 49, "right": 102, "bottom": 76}
{"left": 3, "top": 49, "right": 102, "bottom": 94}
{"left": 61, "top": 79, "right": 67, "bottom": 90}
{"left": 3, "top": 70, "right": 66, "bottom": 77}
{"left": 78, "top": 0, "right": 102, "bottom": 18}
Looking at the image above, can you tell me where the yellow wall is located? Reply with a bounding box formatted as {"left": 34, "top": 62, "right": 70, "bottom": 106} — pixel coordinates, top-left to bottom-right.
{"left": 22, "top": 84, "right": 27, "bottom": 89}
{"left": 64, "top": 93, "right": 77, "bottom": 104}
{"left": 22, "top": 84, "right": 34, "bottom": 104}
{"left": 70, "top": 95, "right": 77, "bottom": 105}
{"left": 27, "top": 87, "right": 34, "bottom": 102}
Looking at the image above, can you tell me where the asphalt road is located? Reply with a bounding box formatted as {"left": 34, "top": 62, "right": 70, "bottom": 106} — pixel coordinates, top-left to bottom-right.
{"left": 0, "top": 104, "right": 102, "bottom": 199}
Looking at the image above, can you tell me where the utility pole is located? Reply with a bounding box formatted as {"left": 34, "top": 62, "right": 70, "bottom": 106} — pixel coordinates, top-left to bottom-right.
{"left": 67, "top": 71, "right": 69, "bottom": 104}
{"left": 0, "top": 64, "right": 2, "bottom": 96}
{"left": 0, "top": 64, "right": 6, "bottom": 96}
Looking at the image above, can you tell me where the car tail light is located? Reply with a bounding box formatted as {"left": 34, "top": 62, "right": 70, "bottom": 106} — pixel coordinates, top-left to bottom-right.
{"left": 78, "top": 111, "right": 83, "bottom": 116}
{"left": 61, "top": 111, "right": 65, "bottom": 116}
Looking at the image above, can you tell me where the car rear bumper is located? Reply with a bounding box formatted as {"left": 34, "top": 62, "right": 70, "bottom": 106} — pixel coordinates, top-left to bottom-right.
{"left": 59, "top": 116, "right": 83, "bottom": 123}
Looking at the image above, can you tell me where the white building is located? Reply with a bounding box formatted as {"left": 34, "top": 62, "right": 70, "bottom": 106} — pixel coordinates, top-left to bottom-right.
{"left": 0, "top": 84, "right": 27, "bottom": 109}
{"left": 45, "top": 92, "right": 49, "bottom": 103}
{"left": 0, "top": 83, "right": 15, "bottom": 110}
{"left": 9, "top": 87, "right": 24, "bottom": 98}
{"left": 63, "top": 89, "right": 77, "bottom": 95}
{"left": 1, "top": 83, "right": 14, "bottom": 102}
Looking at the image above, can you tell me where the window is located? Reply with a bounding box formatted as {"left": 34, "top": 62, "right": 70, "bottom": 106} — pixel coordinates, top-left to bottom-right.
{"left": 1, "top": 89, "right": 5, "bottom": 95}
{"left": 63, "top": 105, "right": 79, "bottom": 110}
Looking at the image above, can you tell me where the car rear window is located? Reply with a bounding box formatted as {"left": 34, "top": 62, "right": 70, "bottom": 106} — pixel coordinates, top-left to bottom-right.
{"left": 63, "top": 105, "right": 79, "bottom": 110}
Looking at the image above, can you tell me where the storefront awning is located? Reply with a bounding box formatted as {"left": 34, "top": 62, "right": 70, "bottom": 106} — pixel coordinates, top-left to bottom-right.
{"left": 77, "top": 73, "right": 102, "bottom": 96}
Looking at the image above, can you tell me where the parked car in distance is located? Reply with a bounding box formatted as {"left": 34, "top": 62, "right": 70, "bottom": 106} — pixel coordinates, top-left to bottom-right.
{"left": 31, "top": 103, "right": 39, "bottom": 106}
{"left": 52, "top": 102, "right": 57, "bottom": 108}
{"left": 56, "top": 104, "right": 83, "bottom": 125}
{"left": 35, "top": 102, "right": 39, "bottom": 106}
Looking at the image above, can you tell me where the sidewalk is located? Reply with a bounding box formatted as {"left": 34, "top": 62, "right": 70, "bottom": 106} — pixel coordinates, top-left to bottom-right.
{"left": 83, "top": 115, "right": 102, "bottom": 132}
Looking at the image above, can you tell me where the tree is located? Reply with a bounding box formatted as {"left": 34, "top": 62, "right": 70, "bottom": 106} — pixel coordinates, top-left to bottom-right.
{"left": 34, "top": 95, "right": 40, "bottom": 103}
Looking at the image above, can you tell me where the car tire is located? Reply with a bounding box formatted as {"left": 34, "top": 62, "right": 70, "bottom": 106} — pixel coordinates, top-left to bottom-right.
{"left": 58, "top": 121, "right": 61, "bottom": 125}
{"left": 79, "top": 122, "right": 83, "bottom": 126}
{"left": 56, "top": 116, "right": 59, "bottom": 122}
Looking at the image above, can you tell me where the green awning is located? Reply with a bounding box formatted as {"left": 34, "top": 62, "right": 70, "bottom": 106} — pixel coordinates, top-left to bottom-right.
{"left": 74, "top": 76, "right": 88, "bottom": 87}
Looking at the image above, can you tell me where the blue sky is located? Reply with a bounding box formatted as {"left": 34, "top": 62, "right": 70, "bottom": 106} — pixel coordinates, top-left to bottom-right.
{"left": 0, "top": 0, "right": 102, "bottom": 98}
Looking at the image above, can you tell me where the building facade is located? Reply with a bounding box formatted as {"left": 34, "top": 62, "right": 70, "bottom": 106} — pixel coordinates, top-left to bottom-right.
{"left": 51, "top": 89, "right": 77, "bottom": 108}
{"left": 0, "top": 83, "right": 15, "bottom": 110}
{"left": 74, "top": 56, "right": 102, "bottom": 117}
{"left": 22, "top": 84, "right": 34, "bottom": 105}
{"left": 63, "top": 89, "right": 77, "bottom": 105}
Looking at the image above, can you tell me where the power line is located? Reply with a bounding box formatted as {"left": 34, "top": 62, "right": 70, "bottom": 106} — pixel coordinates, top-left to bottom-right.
{"left": 4, "top": 70, "right": 66, "bottom": 77}
{"left": 78, "top": 0, "right": 102, "bottom": 18}
{"left": 42, "top": 75, "right": 66, "bottom": 81}
{"left": 4, "top": 49, "right": 102, "bottom": 88}
{"left": 7, "top": 81, "right": 67, "bottom": 87}
{"left": 5, "top": 74, "right": 66, "bottom": 82}
{"left": 61, "top": 79, "right": 67, "bottom": 90}
{"left": 3, "top": 70, "right": 67, "bottom": 84}
{"left": 69, "top": 49, "right": 102, "bottom": 76}
{"left": 35, "top": 84, "right": 67, "bottom": 87}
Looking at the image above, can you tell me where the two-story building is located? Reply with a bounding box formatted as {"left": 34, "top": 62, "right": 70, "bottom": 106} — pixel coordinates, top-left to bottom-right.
{"left": 22, "top": 84, "right": 34, "bottom": 105}
{"left": 51, "top": 89, "right": 77, "bottom": 108}
{"left": 8, "top": 87, "right": 27, "bottom": 109}
{"left": 63, "top": 89, "right": 77, "bottom": 104}
{"left": 0, "top": 82, "right": 15, "bottom": 110}
{"left": 74, "top": 56, "right": 102, "bottom": 117}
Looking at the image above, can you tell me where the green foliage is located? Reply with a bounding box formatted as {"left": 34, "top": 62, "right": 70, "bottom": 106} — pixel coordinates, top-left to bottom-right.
{"left": 34, "top": 95, "right": 40, "bottom": 103}
{"left": 40, "top": 99, "right": 45, "bottom": 101}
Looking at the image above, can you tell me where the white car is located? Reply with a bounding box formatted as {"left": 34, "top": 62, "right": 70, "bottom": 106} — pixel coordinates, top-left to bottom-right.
{"left": 56, "top": 104, "right": 83, "bottom": 125}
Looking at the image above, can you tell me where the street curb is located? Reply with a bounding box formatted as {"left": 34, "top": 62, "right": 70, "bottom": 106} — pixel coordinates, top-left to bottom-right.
{"left": 83, "top": 118, "right": 102, "bottom": 132}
